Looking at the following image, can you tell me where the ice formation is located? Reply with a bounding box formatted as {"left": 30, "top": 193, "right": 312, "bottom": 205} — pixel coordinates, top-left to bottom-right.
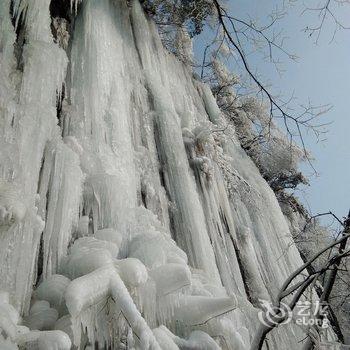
{"left": 0, "top": 180, "right": 26, "bottom": 228}
{"left": 0, "top": 0, "right": 338, "bottom": 348}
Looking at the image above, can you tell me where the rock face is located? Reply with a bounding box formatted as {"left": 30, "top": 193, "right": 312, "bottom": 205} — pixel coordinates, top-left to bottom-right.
{"left": 0, "top": 0, "right": 323, "bottom": 349}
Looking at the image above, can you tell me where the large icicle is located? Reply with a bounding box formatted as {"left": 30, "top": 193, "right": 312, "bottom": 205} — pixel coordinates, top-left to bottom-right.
{"left": 67, "top": 0, "right": 138, "bottom": 236}
{"left": 0, "top": 0, "right": 69, "bottom": 311}
{"left": 130, "top": 0, "right": 221, "bottom": 285}
{"left": 37, "top": 140, "right": 83, "bottom": 277}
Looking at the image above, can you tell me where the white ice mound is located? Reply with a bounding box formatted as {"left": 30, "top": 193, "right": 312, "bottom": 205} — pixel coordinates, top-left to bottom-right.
{"left": 173, "top": 295, "right": 238, "bottom": 326}
{"left": 34, "top": 275, "right": 70, "bottom": 316}
{"left": 70, "top": 236, "right": 119, "bottom": 257}
{"left": 153, "top": 326, "right": 220, "bottom": 350}
{"left": 17, "top": 330, "right": 71, "bottom": 350}
{"left": 0, "top": 293, "right": 20, "bottom": 325}
{"left": 65, "top": 265, "right": 115, "bottom": 316}
{"left": 0, "top": 291, "right": 11, "bottom": 304}
{"left": 129, "top": 231, "right": 188, "bottom": 269}
{"left": 25, "top": 300, "right": 58, "bottom": 331}
{"left": 65, "top": 265, "right": 161, "bottom": 349}
{"left": 0, "top": 339, "right": 18, "bottom": 350}
{"left": 36, "top": 330, "right": 71, "bottom": 350}
{"left": 150, "top": 263, "right": 191, "bottom": 295}
{"left": 175, "top": 330, "right": 221, "bottom": 350}
{"left": 115, "top": 258, "right": 148, "bottom": 288}
{"left": 0, "top": 290, "right": 70, "bottom": 350}
{"left": 54, "top": 315, "right": 73, "bottom": 343}
{"left": 95, "top": 228, "right": 123, "bottom": 248}
{"left": 0, "top": 179, "right": 26, "bottom": 227}
{"left": 153, "top": 326, "right": 180, "bottom": 350}
{"left": 60, "top": 247, "right": 113, "bottom": 279}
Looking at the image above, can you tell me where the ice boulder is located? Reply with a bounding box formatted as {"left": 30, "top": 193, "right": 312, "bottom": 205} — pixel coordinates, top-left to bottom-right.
{"left": 115, "top": 258, "right": 148, "bottom": 288}
{"left": 17, "top": 330, "right": 71, "bottom": 350}
{"left": 25, "top": 300, "right": 58, "bottom": 331}
{"left": 95, "top": 228, "right": 123, "bottom": 248}
{"left": 60, "top": 248, "right": 113, "bottom": 279}
{"left": 70, "top": 236, "right": 119, "bottom": 257}
{"left": 129, "top": 232, "right": 188, "bottom": 269}
{"left": 54, "top": 315, "right": 74, "bottom": 343}
{"left": 153, "top": 326, "right": 180, "bottom": 350}
{"left": 34, "top": 275, "right": 70, "bottom": 316}
{"left": 150, "top": 263, "right": 191, "bottom": 295}
{"left": 175, "top": 330, "right": 221, "bottom": 350}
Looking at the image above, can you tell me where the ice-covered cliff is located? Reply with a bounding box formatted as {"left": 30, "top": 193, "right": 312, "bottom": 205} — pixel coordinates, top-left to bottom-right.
{"left": 0, "top": 0, "right": 331, "bottom": 349}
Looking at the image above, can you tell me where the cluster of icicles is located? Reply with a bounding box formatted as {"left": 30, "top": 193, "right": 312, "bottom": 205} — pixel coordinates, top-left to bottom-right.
{"left": 0, "top": 203, "right": 241, "bottom": 349}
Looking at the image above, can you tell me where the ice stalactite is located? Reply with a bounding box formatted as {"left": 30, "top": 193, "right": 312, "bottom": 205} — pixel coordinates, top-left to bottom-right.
{"left": 0, "top": 0, "right": 70, "bottom": 312}
{"left": 67, "top": 0, "right": 138, "bottom": 238}
{"left": 37, "top": 140, "right": 83, "bottom": 278}
{"left": 130, "top": 0, "right": 222, "bottom": 285}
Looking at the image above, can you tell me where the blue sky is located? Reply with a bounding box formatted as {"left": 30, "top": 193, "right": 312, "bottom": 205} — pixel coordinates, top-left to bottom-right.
{"left": 195, "top": 1, "right": 350, "bottom": 222}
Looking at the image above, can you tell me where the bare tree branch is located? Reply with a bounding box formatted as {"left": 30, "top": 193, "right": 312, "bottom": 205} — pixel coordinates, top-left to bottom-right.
{"left": 212, "top": 0, "right": 329, "bottom": 172}
{"left": 250, "top": 211, "right": 350, "bottom": 350}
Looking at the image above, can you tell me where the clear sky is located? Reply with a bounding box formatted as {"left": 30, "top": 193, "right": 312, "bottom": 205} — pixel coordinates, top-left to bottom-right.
{"left": 195, "top": 0, "right": 350, "bottom": 222}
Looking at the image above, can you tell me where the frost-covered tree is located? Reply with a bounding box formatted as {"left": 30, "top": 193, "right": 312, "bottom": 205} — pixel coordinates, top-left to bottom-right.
{"left": 141, "top": 0, "right": 215, "bottom": 36}
{"left": 173, "top": 25, "right": 193, "bottom": 64}
{"left": 141, "top": 0, "right": 215, "bottom": 64}
{"left": 142, "top": 0, "right": 319, "bottom": 196}
{"left": 209, "top": 55, "right": 308, "bottom": 194}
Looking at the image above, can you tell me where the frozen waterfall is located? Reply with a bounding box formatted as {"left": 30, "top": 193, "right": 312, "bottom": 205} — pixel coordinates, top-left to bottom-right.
{"left": 0, "top": 0, "right": 331, "bottom": 349}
